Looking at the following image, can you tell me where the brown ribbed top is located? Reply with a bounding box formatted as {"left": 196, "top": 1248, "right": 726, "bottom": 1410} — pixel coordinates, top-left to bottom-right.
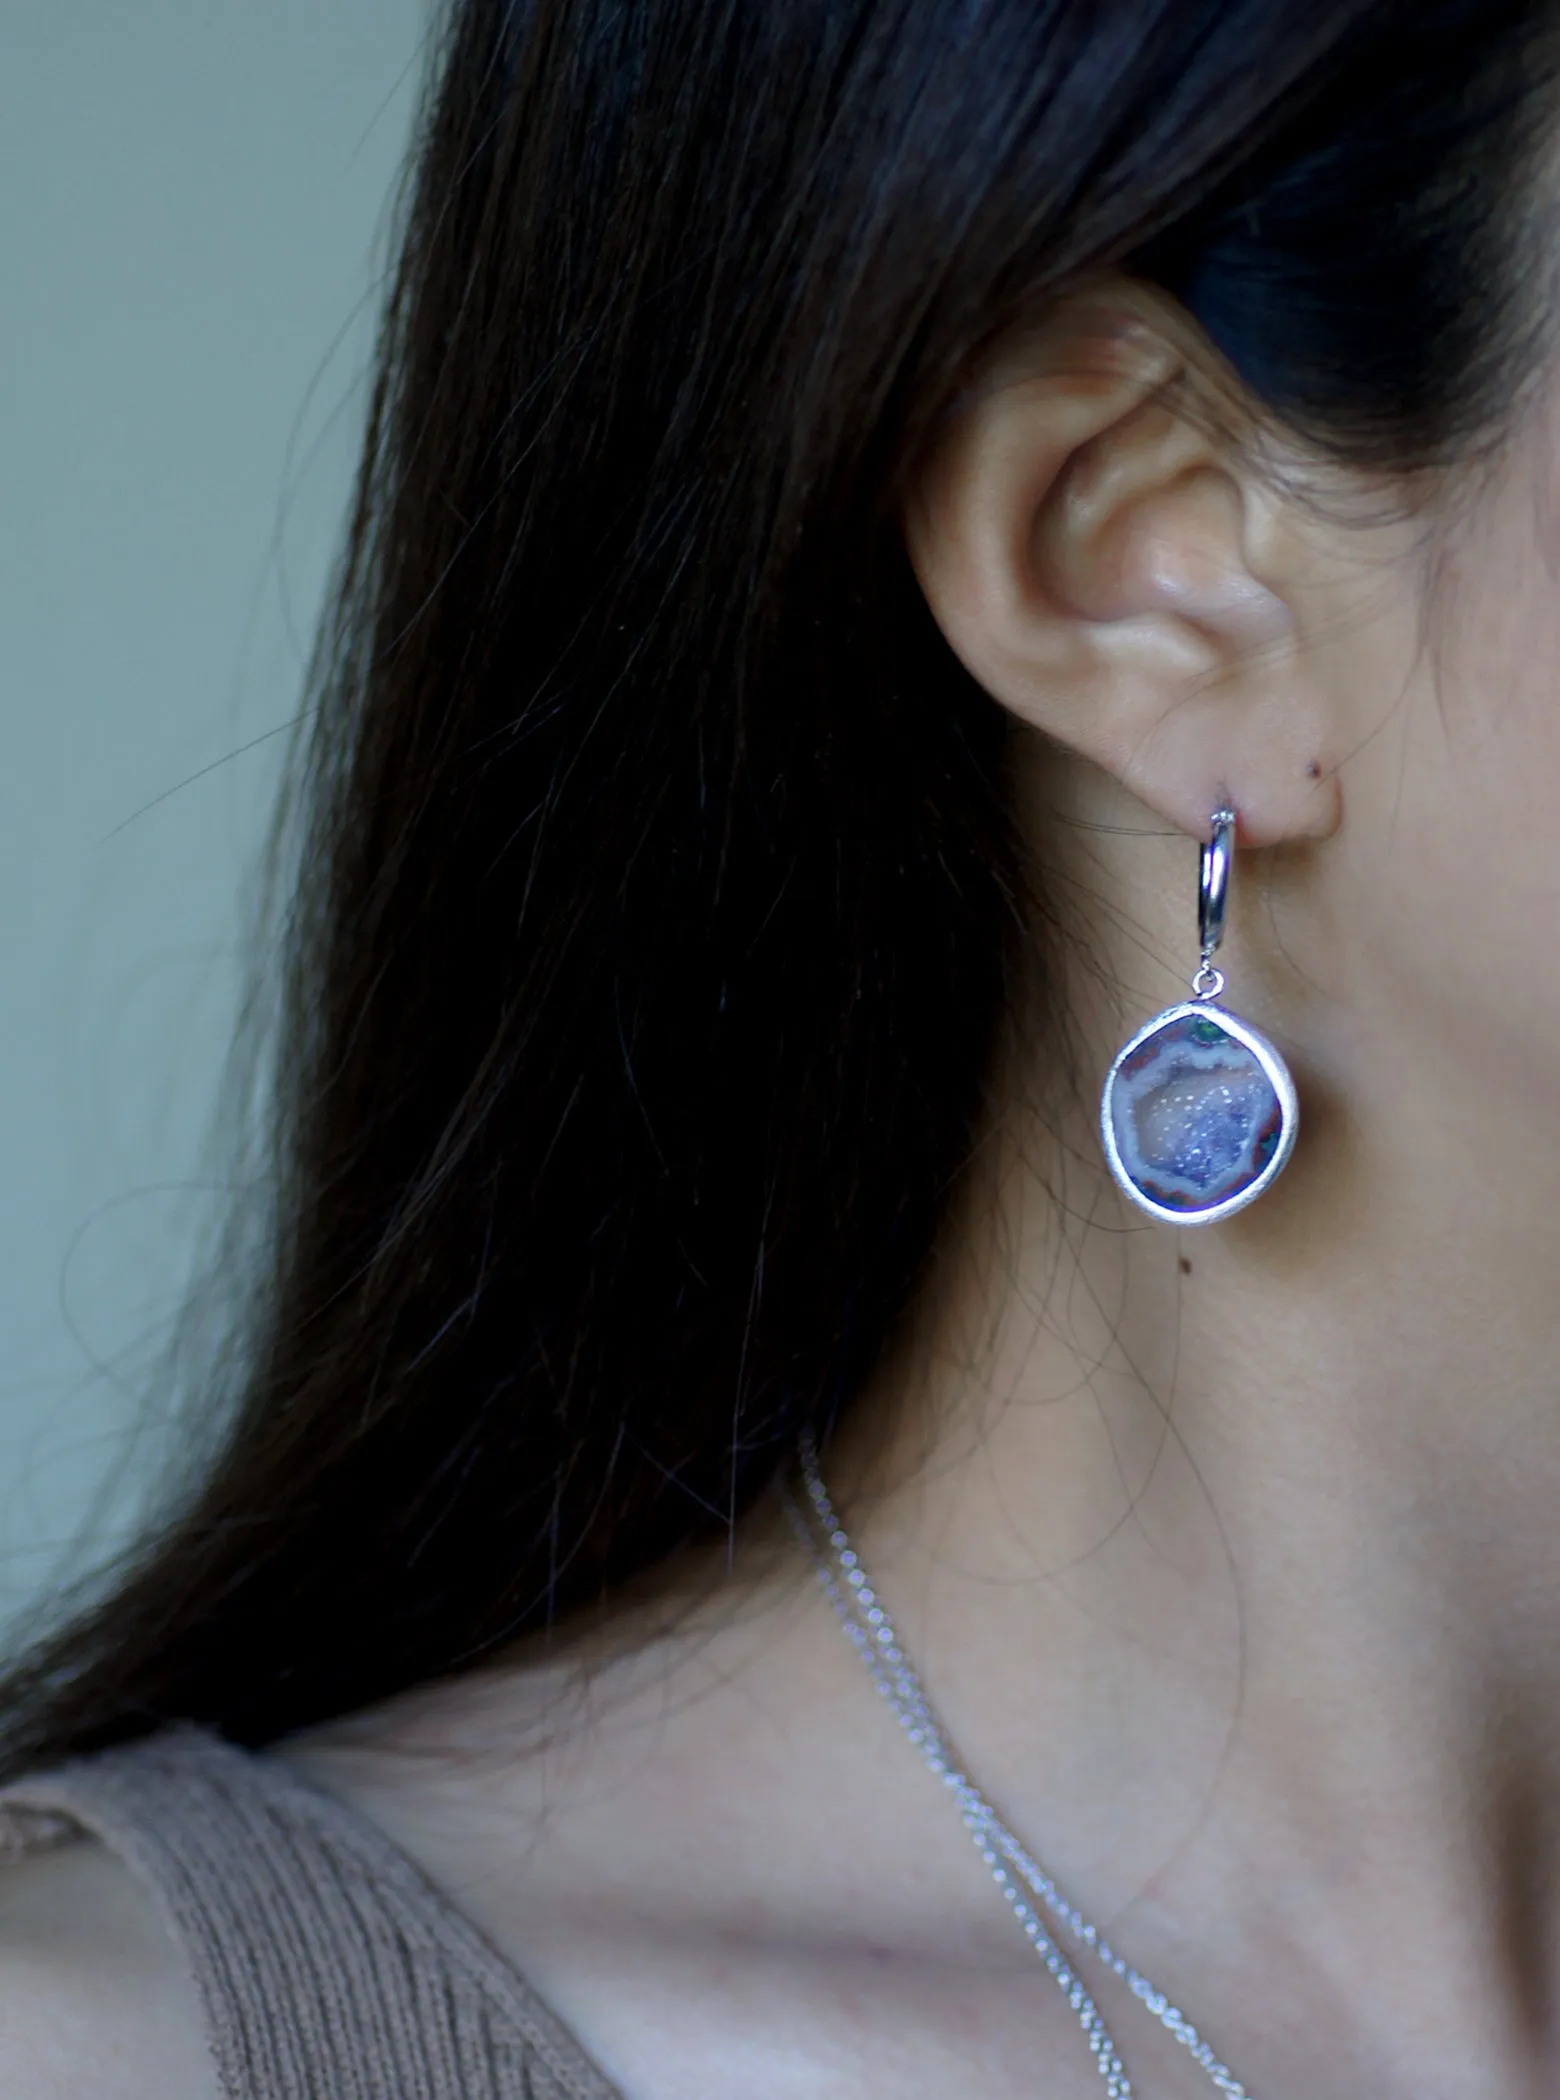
{"left": 0, "top": 1726, "right": 626, "bottom": 2100}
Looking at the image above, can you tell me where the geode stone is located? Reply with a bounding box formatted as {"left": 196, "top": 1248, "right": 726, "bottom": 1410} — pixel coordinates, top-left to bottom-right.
{"left": 1104, "top": 1009, "right": 1288, "bottom": 1218}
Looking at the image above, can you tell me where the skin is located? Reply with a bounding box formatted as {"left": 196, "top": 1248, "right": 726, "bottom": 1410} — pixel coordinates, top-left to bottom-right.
{"left": 7, "top": 278, "right": 1560, "bottom": 2096}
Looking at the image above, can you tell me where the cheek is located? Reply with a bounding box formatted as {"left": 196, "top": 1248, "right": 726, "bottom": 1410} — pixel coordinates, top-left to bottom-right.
{"left": 1337, "top": 454, "right": 1560, "bottom": 1075}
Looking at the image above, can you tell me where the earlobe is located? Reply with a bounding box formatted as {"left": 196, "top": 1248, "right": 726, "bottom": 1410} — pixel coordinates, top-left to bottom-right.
{"left": 905, "top": 290, "right": 1342, "bottom": 848}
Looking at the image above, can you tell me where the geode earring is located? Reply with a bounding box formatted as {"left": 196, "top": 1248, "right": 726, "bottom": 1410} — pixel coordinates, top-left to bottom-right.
{"left": 1100, "top": 808, "right": 1298, "bottom": 1224}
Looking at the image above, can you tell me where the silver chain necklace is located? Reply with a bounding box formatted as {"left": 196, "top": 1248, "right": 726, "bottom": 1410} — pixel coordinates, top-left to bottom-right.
{"left": 787, "top": 1432, "right": 1254, "bottom": 2100}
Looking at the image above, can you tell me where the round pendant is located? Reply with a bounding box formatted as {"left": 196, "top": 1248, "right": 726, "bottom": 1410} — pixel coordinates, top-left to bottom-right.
{"left": 1100, "top": 1002, "right": 1299, "bottom": 1225}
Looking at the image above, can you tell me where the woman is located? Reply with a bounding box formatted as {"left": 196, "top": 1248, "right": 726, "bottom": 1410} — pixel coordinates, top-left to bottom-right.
{"left": 1, "top": 0, "right": 1557, "bottom": 2092}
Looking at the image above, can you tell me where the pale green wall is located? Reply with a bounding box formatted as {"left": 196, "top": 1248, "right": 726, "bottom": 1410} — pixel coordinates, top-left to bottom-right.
{"left": 0, "top": 4, "right": 429, "bottom": 1627}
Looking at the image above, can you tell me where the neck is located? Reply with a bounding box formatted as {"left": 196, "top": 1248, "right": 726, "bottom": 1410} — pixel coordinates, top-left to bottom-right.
{"left": 817, "top": 775, "right": 1560, "bottom": 2090}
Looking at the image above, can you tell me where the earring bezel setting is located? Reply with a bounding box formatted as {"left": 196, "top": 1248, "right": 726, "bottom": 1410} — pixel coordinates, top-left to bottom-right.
{"left": 1100, "top": 998, "right": 1299, "bottom": 1226}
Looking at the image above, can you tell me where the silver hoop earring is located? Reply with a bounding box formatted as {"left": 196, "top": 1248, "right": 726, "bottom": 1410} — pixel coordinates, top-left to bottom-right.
{"left": 1100, "top": 808, "right": 1298, "bottom": 1225}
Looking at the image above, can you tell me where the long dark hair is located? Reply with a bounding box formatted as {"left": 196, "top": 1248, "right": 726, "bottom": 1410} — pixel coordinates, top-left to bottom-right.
{"left": 3, "top": 0, "right": 1553, "bottom": 1765}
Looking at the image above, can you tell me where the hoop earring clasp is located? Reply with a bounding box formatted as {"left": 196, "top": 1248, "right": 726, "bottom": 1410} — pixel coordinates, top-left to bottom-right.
{"left": 1192, "top": 807, "right": 1235, "bottom": 1001}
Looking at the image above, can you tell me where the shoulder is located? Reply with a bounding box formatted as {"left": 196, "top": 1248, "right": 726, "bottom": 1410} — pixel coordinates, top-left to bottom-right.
{"left": 0, "top": 1833, "right": 216, "bottom": 2100}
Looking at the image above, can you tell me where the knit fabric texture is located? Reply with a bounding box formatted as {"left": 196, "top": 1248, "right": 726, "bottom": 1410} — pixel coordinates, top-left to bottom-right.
{"left": 0, "top": 1726, "right": 626, "bottom": 2100}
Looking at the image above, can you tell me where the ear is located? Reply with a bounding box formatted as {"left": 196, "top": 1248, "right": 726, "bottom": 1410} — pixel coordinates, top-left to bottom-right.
{"left": 904, "top": 288, "right": 1342, "bottom": 847}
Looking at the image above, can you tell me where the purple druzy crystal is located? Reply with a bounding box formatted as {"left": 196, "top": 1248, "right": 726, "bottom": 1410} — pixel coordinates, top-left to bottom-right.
{"left": 1109, "top": 1013, "right": 1283, "bottom": 1214}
